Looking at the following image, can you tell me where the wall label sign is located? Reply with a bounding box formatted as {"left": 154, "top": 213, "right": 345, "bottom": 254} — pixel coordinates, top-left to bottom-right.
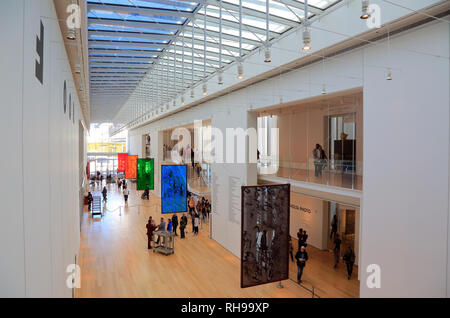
{"left": 290, "top": 204, "right": 312, "bottom": 214}
{"left": 35, "top": 20, "right": 44, "bottom": 84}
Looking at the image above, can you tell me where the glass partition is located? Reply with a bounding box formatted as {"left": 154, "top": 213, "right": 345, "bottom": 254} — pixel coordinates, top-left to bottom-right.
{"left": 257, "top": 92, "right": 363, "bottom": 190}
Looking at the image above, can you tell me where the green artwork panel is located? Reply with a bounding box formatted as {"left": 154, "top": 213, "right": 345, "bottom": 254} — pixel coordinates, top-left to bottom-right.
{"left": 137, "top": 158, "right": 154, "bottom": 190}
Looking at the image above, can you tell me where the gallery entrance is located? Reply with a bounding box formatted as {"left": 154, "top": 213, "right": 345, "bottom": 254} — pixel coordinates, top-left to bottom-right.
{"left": 327, "top": 202, "right": 357, "bottom": 253}
{"left": 288, "top": 191, "right": 360, "bottom": 298}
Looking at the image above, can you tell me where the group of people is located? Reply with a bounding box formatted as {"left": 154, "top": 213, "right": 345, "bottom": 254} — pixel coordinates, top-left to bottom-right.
{"left": 145, "top": 211, "right": 197, "bottom": 249}
{"left": 188, "top": 194, "right": 211, "bottom": 223}
{"left": 290, "top": 223, "right": 356, "bottom": 284}
{"left": 330, "top": 215, "right": 355, "bottom": 280}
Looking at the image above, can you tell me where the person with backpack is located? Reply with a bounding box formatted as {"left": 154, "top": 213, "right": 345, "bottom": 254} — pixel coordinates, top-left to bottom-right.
{"left": 343, "top": 245, "right": 356, "bottom": 279}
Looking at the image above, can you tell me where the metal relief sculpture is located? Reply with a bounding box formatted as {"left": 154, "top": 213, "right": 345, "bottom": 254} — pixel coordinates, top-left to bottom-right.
{"left": 241, "top": 184, "right": 290, "bottom": 288}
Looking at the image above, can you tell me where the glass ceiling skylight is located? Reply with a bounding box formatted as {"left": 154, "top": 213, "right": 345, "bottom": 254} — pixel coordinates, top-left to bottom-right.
{"left": 87, "top": 0, "right": 342, "bottom": 115}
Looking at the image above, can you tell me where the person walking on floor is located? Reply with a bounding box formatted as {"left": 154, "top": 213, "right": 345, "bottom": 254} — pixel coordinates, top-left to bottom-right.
{"left": 102, "top": 186, "right": 107, "bottom": 202}
{"left": 333, "top": 233, "right": 342, "bottom": 268}
{"left": 295, "top": 246, "right": 308, "bottom": 283}
{"left": 180, "top": 214, "right": 187, "bottom": 238}
{"left": 343, "top": 245, "right": 356, "bottom": 280}
{"left": 172, "top": 214, "right": 179, "bottom": 236}
{"left": 123, "top": 186, "right": 129, "bottom": 204}
{"left": 146, "top": 217, "right": 157, "bottom": 249}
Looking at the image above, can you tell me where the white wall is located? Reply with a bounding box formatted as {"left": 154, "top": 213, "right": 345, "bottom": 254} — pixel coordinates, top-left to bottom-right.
{"left": 128, "top": 19, "right": 449, "bottom": 297}
{"left": 361, "top": 21, "right": 450, "bottom": 297}
{"left": 289, "top": 192, "right": 328, "bottom": 250}
{"left": 0, "top": 0, "right": 85, "bottom": 297}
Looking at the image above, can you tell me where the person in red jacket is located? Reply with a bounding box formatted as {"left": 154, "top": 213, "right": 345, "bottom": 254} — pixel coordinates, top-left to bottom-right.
{"left": 146, "top": 217, "right": 157, "bottom": 249}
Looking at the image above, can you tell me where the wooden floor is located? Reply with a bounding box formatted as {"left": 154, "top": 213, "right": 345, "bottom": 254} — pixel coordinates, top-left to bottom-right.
{"left": 76, "top": 182, "right": 359, "bottom": 298}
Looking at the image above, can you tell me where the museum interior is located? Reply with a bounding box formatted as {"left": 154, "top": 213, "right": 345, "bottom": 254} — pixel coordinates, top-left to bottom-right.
{"left": 0, "top": 0, "right": 449, "bottom": 298}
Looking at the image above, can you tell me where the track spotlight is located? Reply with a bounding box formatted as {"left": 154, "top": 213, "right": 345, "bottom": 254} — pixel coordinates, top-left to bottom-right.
{"left": 202, "top": 83, "right": 207, "bottom": 96}
{"left": 181, "top": 95, "right": 185, "bottom": 105}
{"left": 237, "top": 62, "right": 244, "bottom": 79}
{"left": 264, "top": 45, "right": 271, "bottom": 63}
{"left": 302, "top": 28, "right": 311, "bottom": 52}
{"left": 218, "top": 71, "right": 223, "bottom": 85}
{"left": 360, "top": 0, "right": 370, "bottom": 19}
{"left": 66, "top": 28, "right": 76, "bottom": 40}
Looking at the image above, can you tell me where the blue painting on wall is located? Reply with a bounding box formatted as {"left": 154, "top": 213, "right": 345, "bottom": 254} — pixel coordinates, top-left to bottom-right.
{"left": 161, "top": 165, "right": 187, "bottom": 214}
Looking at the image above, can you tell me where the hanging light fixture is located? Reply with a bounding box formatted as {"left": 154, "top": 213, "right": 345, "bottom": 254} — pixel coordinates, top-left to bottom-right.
{"left": 237, "top": 62, "right": 244, "bottom": 79}
{"left": 264, "top": 45, "right": 271, "bottom": 63}
{"left": 202, "top": 82, "right": 207, "bottom": 96}
{"left": 191, "top": 88, "right": 195, "bottom": 98}
{"left": 218, "top": 70, "right": 224, "bottom": 85}
{"left": 386, "top": 68, "right": 392, "bottom": 80}
{"left": 360, "top": 0, "right": 370, "bottom": 19}
{"left": 66, "top": 27, "right": 76, "bottom": 40}
{"left": 302, "top": 28, "right": 311, "bottom": 52}
{"left": 321, "top": 84, "right": 327, "bottom": 95}
{"left": 181, "top": 95, "right": 185, "bottom": 105}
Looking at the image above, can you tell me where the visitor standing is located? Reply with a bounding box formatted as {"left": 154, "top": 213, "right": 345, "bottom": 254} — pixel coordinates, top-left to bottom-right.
{"left": 180, "top": 214, "right": 187, "bottom": 238}
{"left": 87, "top": 192, "right": 93, "bottom": 211}
{"left": 156, "top": 218, "right": 166, "bottom": 245}
{"left": 172, "top": 214, "right": 178, "bottom": 236}
{"left": 193, "top": 213, "right": 200, "bottom": 235}
{"left": 295, "top": 246, "right": 309, "bottom": 283}
{"left": 167, "top": 218, "right": 173, "bottom": 233}
{"left": 146, "top": 217, "right": 157, "bottom": 249}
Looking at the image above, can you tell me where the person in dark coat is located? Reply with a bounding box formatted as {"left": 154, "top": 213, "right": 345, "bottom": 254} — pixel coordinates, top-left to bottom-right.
{"left": 172, "top": 214, "right": 179, "bottom": 236}
{"left": 295, "top": 246, "right": 309, "bottom": 283}
{"left": 180, "top": 214, "right": 187, "bottom": 238}
{"left": 102, "top": 186, "right": 107, "bottom": 202}
{"left": 87, "top": 192, "right": 93, "bottom": 211}
{"left": 343, "top": 245, "right": 356, "bottom": 279}
{"left": 146, "top": 217, "right": 157, "bottom": 249}
{"left": 333, "top": 233, "right": 342, "bottom": 268}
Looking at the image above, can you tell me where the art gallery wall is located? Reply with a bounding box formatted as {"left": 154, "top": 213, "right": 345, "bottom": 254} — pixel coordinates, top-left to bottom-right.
{"left": 289, "top": 192, "right": 328, "bottom": 250}
{"left": 0, "top": 0, "right": 85, "bottom": 297}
